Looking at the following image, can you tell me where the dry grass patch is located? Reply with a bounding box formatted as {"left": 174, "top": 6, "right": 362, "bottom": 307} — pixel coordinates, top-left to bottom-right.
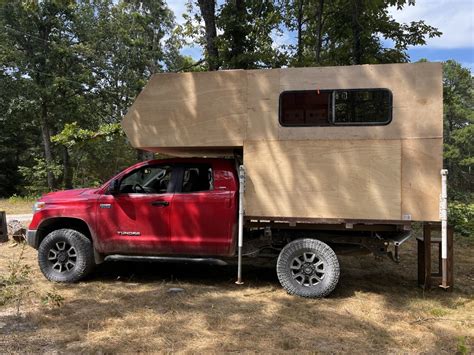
{"left": 0, "top": 234, "right": 472, "bottom": 353}
{"left": 0, "top": 197, "right": 35, "bottom": 215}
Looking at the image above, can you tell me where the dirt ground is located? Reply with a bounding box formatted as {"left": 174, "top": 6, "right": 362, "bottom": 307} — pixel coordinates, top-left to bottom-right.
{"left": 0, "top": 232, "right": 472, "bottom": 353}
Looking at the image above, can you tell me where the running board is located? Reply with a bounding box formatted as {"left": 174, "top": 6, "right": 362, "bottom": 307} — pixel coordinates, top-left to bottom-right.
{"left": 104, "top": 255, "right": 228, "bottom": 266}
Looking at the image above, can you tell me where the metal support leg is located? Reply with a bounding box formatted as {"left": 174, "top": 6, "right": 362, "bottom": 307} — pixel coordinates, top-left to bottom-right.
{"left": 440, "top": 169, "right": 449, "bottom": 289}
{"left": 236, "top": 165, "right": 245, "bottom": 285}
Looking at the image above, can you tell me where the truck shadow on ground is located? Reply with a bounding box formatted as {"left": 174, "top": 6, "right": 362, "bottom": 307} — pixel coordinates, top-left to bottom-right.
{"left": 4, "top": 258, "right": 467, "bottom": 353}
{"left": 2, "top": 239, "right": 471, "bottom": 353}
{"left": 86, "top": 252, "right": 467, "bottom": 303}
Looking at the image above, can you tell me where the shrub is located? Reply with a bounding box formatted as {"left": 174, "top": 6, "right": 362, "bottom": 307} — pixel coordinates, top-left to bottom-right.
{"left": 448, "top": 201, "right": 474, "bottom": 237}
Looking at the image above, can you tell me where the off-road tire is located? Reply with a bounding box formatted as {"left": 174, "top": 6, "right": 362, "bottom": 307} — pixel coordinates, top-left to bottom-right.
{"left": 38, "top": 228, "right": 95, "bottom": 283}
{"left": 276, "top": 238, "right": 340, "bottom": 298}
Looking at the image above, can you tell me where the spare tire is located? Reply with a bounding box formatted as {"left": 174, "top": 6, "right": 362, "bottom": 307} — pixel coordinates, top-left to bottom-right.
{"left": 38, "top": 228, "right": 95, "bottom": 283}
{"left": 276, "top": 238, "right": 340, "bottom": 298}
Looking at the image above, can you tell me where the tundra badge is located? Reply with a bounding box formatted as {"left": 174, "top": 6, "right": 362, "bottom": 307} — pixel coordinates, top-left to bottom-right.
{"left": 117, "top": 231, "right": 141, "bottom": 236}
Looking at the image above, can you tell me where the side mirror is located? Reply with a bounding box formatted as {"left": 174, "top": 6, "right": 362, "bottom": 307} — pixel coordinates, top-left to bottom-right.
{"left": 108, "top": 179, "right": 120, "bottom": 195}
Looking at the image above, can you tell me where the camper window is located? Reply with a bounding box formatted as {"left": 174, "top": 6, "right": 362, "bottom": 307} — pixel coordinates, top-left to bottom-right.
{"left": 332, "top": 89, "right": 392, "bottom": 125}
{"left": 279, "top": 91, "right": 332, "bottom": 126}
{"left": 279, "top": 89, "right": 392, "bottom": 126}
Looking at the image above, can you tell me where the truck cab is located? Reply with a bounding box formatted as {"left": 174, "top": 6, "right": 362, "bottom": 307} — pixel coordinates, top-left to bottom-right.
{"left": 27, "top": 158, "right": 238, "bottom": 281}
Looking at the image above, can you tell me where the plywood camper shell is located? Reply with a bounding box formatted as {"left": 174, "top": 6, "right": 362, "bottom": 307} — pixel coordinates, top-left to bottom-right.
{"left": 122, "top": 62, "right": 443, "bottom": 223}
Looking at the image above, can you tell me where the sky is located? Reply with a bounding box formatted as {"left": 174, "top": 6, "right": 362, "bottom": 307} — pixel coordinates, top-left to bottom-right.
{"left": 167, "top": 0, "right": 474, "bottom": 72}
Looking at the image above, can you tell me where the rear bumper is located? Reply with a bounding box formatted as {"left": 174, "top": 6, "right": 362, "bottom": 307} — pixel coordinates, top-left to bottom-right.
{"left": 26, "top": 229, "right": 38, "bottom": 249}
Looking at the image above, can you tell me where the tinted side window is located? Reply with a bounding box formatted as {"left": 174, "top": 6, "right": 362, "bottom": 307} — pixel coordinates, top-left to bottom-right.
{"left": 333, "top": 89, "right": 392, "bottom": 124}
{"left": 120, "top": 165, "right": 173, "bottom": 194}
{"left": 279, "top": 89, "right": 392, "bottom": 126}
{"left": 280, "top": 91, "right": 332, "bottom": 126}
{"left": 181, "top": 166, "right": 213, "bottom": 193}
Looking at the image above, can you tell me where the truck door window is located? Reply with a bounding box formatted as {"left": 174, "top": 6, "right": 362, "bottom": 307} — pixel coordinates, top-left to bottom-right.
{"left": 181, "top": 166, "right": 213, "bottom": 193}
{"left": 120, "top": 165, "right": 173, "bottom": 194}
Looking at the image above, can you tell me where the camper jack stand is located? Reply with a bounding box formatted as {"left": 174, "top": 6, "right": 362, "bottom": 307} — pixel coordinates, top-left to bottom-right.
{"left": 236, "top": 165, "right": 245, "bottom": 285}
{"left": 417, "top": 222, "right": 454, "bottom": 291}
{"left": 417, "top": 169, "right": 454, "bottom": 291}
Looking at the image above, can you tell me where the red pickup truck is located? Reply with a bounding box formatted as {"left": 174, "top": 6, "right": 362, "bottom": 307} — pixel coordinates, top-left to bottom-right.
{"left": 27, "top": 157, "right": 408, "bottom": 298}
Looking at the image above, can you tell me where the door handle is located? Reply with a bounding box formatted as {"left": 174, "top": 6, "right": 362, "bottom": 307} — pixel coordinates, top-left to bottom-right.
{"left": 151, "top": 200, "right": 169, "bottom": 207}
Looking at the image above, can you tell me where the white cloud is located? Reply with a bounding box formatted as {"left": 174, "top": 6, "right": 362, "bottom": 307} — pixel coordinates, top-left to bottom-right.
{"left": 167, "top": 0, "right": 188, "bottom": 25}
{"left": 389, "top": 0, "right": 474, "bottom": 48}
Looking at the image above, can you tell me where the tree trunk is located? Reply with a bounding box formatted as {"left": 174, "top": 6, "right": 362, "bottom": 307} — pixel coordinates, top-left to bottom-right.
{"left": 63, "top": 146, "right": 73, "bottom": 189}
{"left": 229, "top": 0, "right": 247, "bottom": 69}
{"left": 197, "top": 0, "right": 219, "bottom": 71}
{"left": 296, "top": 0, "right": 304, "bottom": 66}
{"left": 351, "top": 0, "right": 362, "bottom": 65}
{"left": 40, "top": 102, "right": 55, "bottom": 190}
{"left": 314, "top": 0, "right": 325, "bottom": 64}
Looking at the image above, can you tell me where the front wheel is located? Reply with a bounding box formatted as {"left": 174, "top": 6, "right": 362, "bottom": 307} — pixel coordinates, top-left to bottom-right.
{"left": 276, "top": 238, "right": 340, "bottom": 298}
{"left": 38, "top": 228, "right": 95, "bottom": 283}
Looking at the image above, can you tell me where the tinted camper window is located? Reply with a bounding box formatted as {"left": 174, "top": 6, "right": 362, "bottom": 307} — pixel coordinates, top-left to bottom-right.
{"left": 279, "top": 89, "right": 392, "bottom": 126}
{"left": 333, "top": 89, "right": 392, "bottom": 125}
{"left": 279, "top": 91, "right": 332, "bottom": 126}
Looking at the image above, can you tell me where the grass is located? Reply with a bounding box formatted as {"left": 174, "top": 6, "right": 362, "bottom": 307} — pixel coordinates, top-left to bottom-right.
{"left": 0, "top": 196, "right": 36, "bottom": 215}
{"left": 0, "top": 230, "right": 472, "bottom": 353}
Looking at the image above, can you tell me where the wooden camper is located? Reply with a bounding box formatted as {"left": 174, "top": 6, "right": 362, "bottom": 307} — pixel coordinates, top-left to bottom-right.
{"left": 122, "top": 62, "right": 443, "bottom": 223}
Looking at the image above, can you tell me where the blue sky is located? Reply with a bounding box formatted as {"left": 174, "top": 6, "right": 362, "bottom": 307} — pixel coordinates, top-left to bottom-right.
{"left": 167, "top": 0, "right": 474, "bottom": 72}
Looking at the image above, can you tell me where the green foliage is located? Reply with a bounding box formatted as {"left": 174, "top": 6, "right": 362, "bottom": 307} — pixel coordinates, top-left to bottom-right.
{"left": 440, "top": 60, "right": 473, "bottom": 237}
{"left": 324, "top": 0, "right": 441, "bottom": 65}
{"left": 41, "top": 291, "right": 64, "bottom": 308}
{"left": 53, "top": 122, "right": 137, "bottom": 187}
{"left": 52, "top": 122, "right": 123, "bottom": 148}
{"left": 186, "top": 0, "right": 441, "bottom": 69}
{"left": 457, "top": 336, "right": 469, "bottom": 355}
{"left": 443, "top": 60, "right": 474, "bottom": 200}
{"left": 448, "top": 202, "right": 474, "bottom": 237}
{"left": 0, "top": 0, "right": 186, "bottom": 196}
{"left": 217, "top": 0, "right": 286, "bottom": 69}
{"left": 18, "top": 158, "right": 63, "bottom": 195}
{"left": 181, "top": 0, "right": 287, "bottom": 70}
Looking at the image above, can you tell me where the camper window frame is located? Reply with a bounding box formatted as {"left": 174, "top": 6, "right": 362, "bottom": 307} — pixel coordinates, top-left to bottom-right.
{"left": 279, "top": 88, "right": 393, "bottom": 127}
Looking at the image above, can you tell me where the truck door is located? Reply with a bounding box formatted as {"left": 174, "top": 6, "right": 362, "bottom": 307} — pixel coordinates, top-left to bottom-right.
{"left": 170, "top": 163, "right": 237, "bottom": 256}
{"left": 96, "top": 164, "right": 175, "bottom": 254}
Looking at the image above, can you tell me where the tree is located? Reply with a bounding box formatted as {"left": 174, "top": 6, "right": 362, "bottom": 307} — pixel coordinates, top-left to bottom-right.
{"left": 183, "top": 0, "right": 286, "bottom": 70}
{"left": 0, "top": 71, "right": 41, "bottom": 196}
{"left": 196, "top": 0, "right": 219, "bottom": 70}
{"left": 1, "top": 1, "right": 92, "bottom": 190}
{"left": 0, "top": 0, "right": 183, "bottom": 194}
{"left": 443, "top": 60, "right": 473, "bottom": 200}
{"left": 280, "top": 0, "right": 441, "bottom": 66}
{"left": 218, "top": 0, "right": 285, "bottom": 69}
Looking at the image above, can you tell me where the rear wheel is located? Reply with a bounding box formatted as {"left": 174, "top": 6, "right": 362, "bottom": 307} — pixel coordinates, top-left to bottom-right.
{"left": 276, "top": 238, "right": 340, "bottom": 298}
{"left": 38, "top": 228, "right": 95, "bottom": 283}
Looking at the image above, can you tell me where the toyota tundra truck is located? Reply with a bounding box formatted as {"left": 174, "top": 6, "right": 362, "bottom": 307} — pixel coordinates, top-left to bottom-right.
{"left": 26, "top": 157, "right": 415, "bottom": 298}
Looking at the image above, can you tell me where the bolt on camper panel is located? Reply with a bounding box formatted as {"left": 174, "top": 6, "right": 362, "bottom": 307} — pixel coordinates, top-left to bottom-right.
{"left": 122, "top": 62, "right": 443, "bottom": 222}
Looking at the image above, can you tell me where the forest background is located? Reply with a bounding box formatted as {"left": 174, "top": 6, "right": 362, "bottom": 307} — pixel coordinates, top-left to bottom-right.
{"left": 0, "top": 0, "right": 472, "bottom": 235}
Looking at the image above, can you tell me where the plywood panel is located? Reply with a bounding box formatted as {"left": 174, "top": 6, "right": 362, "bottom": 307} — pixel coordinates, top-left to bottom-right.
{"left": 246, "top": 69, "right": 280, "bottom": 141}
{"left": 402, "top": 138, "right": 442, "bottom": 221}
{"left": 244, "top": 139, "right": 402, "bottom": 220}
{"left": 122, "top": 70, "right": 247, "bottom": 148}
{"left": 121, "top": 63, "right": 443, "bottom": 222}
{"left": 277, "top": 62, "right": 442, "bottom": 141}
